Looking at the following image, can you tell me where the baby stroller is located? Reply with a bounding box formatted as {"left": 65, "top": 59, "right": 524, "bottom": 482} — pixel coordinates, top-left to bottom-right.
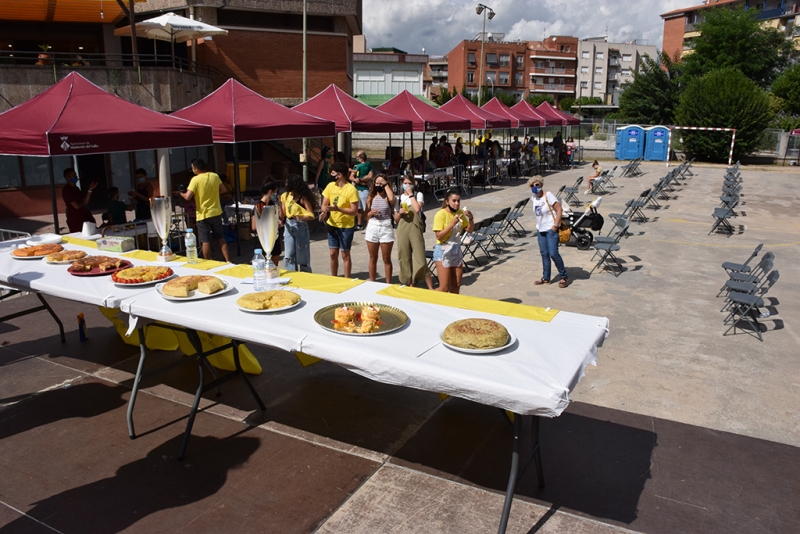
{"left": 562, "top": 197, "right": 604, "bottom": 250}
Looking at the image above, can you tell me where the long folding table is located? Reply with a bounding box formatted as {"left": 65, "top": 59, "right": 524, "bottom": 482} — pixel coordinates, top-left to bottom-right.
{"left": 0, "top": 241, "right": 608, "bottom": 534}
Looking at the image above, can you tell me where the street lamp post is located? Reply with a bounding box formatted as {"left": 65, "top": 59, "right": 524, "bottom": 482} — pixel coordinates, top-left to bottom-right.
{"left": 487, "top": 76, "right": 494, "bottom": 99}
{"left": 475, "top": 3, "right": 495, "bottom": 107}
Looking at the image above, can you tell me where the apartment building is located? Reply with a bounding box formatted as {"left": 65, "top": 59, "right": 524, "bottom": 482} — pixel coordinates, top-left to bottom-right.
{"left": 577, "top": 37, "right": 657, "bottom": 104}
{"left": 447, "top": 33, "right": 529, "bottom": 101}
{"left": 352, "top": 37, "right": 428, "bottom": 104}
{"left": 527, "top": 36, "right": 578, "bottom": 104}
{"left": 661, "top": 0, "right": 799, "bottom": 59}
{"left": 426, "top": 54, "right": 448, "bottom": 101}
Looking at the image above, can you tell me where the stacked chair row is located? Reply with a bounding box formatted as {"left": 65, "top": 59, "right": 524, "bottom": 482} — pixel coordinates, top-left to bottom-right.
{"left": 718, "top": 243, "right": 779, "bottom": 341}
{"left": 710, "top": 162, "right": 742, "bottom": 235}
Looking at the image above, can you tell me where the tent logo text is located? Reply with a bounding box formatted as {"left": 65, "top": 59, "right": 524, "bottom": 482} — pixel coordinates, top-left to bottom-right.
{"left": 60, "top": 137, "right": 70, "bottom": 151}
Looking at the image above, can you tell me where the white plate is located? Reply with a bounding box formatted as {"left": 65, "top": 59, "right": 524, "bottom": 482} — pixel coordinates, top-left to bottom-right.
{"left": 46, "top": 259, "right": 76, "bottom": 265}
{"left": 155, "top": 278, "right": 233, "bottom": 301}
{"left": 440, "top": 330, "right": 517, "bottom": 355}
{"left": 78, "top": 234, "right": 103, "bottom": 241}
{"left": 11, "top": 252, "right": 49, "bottom": 260}
{"left": 26, "top": 234, "right": 63, "bottom": 246}
{"left": 236, "top": 299, "right": 302, "bottom": 313}
{"left": 114, "top": 273, "right": 176, "bottom": 287}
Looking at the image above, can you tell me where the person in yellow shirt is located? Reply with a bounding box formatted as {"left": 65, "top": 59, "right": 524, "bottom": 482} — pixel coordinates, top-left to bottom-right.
{"left": 281, "top": 174, "right": 317, "bottom": 272}
{"left": 180, "top": 158, "right": 230, "bottom": 262}
{"left": 319, "top": 161, "right": 359, "bottom": 277}
{"left": 432, "top": 189, "right": 474, "bottom": 294}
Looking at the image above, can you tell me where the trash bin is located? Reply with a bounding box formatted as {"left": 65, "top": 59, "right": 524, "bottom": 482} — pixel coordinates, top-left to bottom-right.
{"left": 226, "top": 163, "right": 249, "bottom": 191}
{"left": 615, "top": 125, "right": 645, "bottom": 160}
{"left": 644, "top": 126, "right": 669, "bottom": 161}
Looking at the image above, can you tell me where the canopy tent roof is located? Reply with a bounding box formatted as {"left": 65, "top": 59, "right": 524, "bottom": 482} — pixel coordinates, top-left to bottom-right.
{"left": 0, "top": 72, "right": 213, "bottom": 157}
{"left": 356, "top": 94, "right": 438, "bottom": 108}
{"left": 113, "top": 12, "right": 228, "bottom": 43}
{"left": 294, "top": 84, "right": 412, "bottom": 133}
{"left": 377, "top": 91, "right": 471, "bottom": 133}
{"left": 481, "top": 97, "right": 543, "bottom": 128}
{"left": 439, "top": 94, "right": 511, "bottom": 130}
{"left": 792, "top": 128, "right": 800, "bottom": 136}
{"left": 0, "top": 0, "right": 145, "bottom": 24}
{"left": 537, "top": 101, "right": 580, "bottom": 126}
{"left": 171, "top": 79, "right": 335, "bottom": 143}
{"left": 510, "top": 101, "right": 554, "bottom": 126}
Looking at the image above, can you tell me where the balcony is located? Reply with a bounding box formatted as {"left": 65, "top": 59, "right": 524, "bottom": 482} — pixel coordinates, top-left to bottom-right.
{"left": 530, "top": 83, "right": 575, "bottom": 93}
{"left": 608, "top": 58, "right": 620, "bottom": 66}
{"left": 0, "top": 50, "right": 220, "bottom": 113}
{"left": 756, "top": 5, "right": 797, "bottom": 19}
{"left": 531, "top": 67, "right": 576, "bottom": 76}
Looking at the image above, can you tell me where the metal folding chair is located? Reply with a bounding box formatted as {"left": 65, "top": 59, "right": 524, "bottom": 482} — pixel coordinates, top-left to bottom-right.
{"left": 718, "top": 252, "right": 774, "bottom": 296}
{"left": 563, "top": 177, "right": 584, "bottom": 207}
{"left": 722, "top": 243, "right": 763, "bottom": 275}
{"left": 590, "top": 220, "right": 629, "bottom": 276}
{"left": 709, "top": 207, "right": 736, "bottom": 235}
{"left": 723, "top": 270, "right": 779, "bottom": 341}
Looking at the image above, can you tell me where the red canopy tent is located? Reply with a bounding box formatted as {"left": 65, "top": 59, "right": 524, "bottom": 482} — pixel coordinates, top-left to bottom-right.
{"left": 171, "top": 79, "right": 336, "bottom": 142}
{"left": 0, "top": 72, "right": 213, "bottom": 231}
{"left": 792, "top": 128, "right": 800, "bottom": 136}
{"left": 510, "top": 101, "right": 554, "bottom": 126}
{"left": 294, "top": 84, "right": 411, "bottom": 133}
{"left": 439, "top": 94, "right": 511, "bottom": 130}
{"left": 0, "top": 72, "right": 213, "bottom": 156}
{"left": 536, "top": 102, "right": 580, "bottom": 126}
{"left": 377, "top": 90, "right": 471, "bottom": 132}
{"left": 482, "top": 98, "right": 543, "bottom": 128}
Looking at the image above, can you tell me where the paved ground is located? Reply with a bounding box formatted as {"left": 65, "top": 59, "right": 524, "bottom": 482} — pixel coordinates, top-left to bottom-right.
{"left": 1, "top": 161, "right": 799, "bottom": 533}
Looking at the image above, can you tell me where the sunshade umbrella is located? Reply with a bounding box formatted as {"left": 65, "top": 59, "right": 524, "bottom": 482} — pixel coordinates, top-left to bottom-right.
{"left": 114, "top": 12, "right": 228, "bottom": 66}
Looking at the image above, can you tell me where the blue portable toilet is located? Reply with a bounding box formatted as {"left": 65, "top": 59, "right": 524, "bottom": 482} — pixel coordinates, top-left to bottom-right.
{"left": 644, "top": 126, "right": 669, "bottom": 161}
{"left": 615, "top": 125, "right": 645, "bottom": 160}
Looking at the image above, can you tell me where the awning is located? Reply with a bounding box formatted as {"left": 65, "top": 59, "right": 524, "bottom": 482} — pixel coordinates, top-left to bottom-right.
{"left": 171, "top": 79, "right": 335, "bottom": 143}
{"left": 536, "top": 102, "right": 580, "bottom": 126}
{"left": 482, "top": 98, "right": 543, "bottom": 128}
{"left": 377, "top": 91, "right": 471, "bottom": 132}
{"left": 294, "top": 85, "right": 412, "bottom": 133}
{"left": 0, "top": 0, "right": 145, "bottom": 24}
{"left": 356, "top": 94, "right": 439, "bottom": 108}
{"left": 439, "top": 94, "right": 512, "bottom": 130}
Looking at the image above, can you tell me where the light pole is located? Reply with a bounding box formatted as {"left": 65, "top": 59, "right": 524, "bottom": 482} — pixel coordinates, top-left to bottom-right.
{"left": 487, "top": 75, "right": 494, "bottom": 99}
{"left": 475, "top": 3, "right": 495, "bottom": 106}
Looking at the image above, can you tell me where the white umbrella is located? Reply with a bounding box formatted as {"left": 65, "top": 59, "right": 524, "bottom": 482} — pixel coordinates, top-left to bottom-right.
{"left": 114, "top": 12, "right": 227, "bottom": 66}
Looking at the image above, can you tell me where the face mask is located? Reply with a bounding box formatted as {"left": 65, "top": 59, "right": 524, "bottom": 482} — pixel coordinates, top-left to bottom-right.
{"left": 271, "top": 194, "right": 278, "bottom": 204}
{"left": 137, "top": 177, "right": 146, "bottom": 184}
{"left": 531, "top": 186, "right": 541, "bottom": 195}
{"left": 69, "top": 177, "right": 78, "bottom": 184}
{"left": 447, "top": 204, "right": 458, "bottom": 212}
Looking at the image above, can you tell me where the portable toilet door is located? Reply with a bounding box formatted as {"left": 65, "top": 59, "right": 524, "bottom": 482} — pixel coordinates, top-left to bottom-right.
{"left": 644, "top": 126, "right": 669, "bottom": 161}
{"left": 619, "top": 125, "right": 645, "bottom": 160}
{"left": 615, "top": 128, "right": 625, "bottom": 159}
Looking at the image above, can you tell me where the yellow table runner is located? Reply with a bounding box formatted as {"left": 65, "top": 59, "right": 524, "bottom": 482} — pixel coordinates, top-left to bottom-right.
{"left": 62, "top": 236, "right": 98, "bottom": 248}
{"left": 121, "top": 250, "right": 188, "bottom": 262}
{"left": 214, "top": 266, "right": 364, "bottom": 294}
{"left": 215, "top": 264, "right": 253, "bottom": 278}
{"left": 183, "top": 259, "right": 229, "bottom": 271}
{"left": 376, "top": 285, "right": 559, "bottom": 322}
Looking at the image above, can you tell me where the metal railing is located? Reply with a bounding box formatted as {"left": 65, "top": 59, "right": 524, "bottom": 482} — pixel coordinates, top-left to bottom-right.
{"left": 531, "top": 67, "right": 576, "bottom": 76}
{"left": 530, "top": 83, "right": 575, "bottom": 92}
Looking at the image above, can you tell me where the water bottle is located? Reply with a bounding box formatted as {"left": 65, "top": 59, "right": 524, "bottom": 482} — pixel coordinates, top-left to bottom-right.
{"left": 252, "top": 249, "right": 267, "bottom": 292}
{"left": 265, "top": 258, "right": 279, "bottom": 282}
{"left": 185, "top": 228, "right": 198, "bottom": 264}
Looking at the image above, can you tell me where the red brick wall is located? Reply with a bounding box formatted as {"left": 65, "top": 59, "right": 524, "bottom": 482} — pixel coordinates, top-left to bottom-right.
{"left": 198, "top": 29, "right": 352, "bottom": 98}
{"left": 448, "top": 40, "right": 529, "bottom": 96}
{"left": 662, "top": 17, "right": 686, "bottom": 61}
{"left": 447, "top": 42, "right": 466, "bottom": 94}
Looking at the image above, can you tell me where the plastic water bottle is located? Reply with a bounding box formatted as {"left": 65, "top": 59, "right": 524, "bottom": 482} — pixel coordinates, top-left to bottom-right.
{"left": 252, "top": 249, "right": 267, "bottom": 292}
{"left": 185, "top": 228, "right": 198, "bottom": 264}
{"left": 265, "top": 258, "right": 279, "bottom": 282}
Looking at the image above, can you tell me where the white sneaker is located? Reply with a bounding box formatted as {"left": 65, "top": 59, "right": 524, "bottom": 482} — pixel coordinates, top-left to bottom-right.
{"left": 583, "top": 190, "right": 590, "bottom": 195}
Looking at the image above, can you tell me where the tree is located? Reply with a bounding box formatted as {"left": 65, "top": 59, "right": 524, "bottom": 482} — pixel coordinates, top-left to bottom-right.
{"left": 526, "top": 94, "right": 553, "bottom": 106}
{"left": 617, "top": 51, "right": 683, "bottom": 125}
{"left": 771, "top": 64, "right": 800, "bottom": 115}
{"left": 559, "top": 97, "right": 575, "bottom": 111}
{"left": 682, "top": 6, "right": 797, "bottom": 89}
{"left": 493, "top": 90, "right": 517, "bottom": 107}
{"left": 674, "top": 68, "right": 772, "bottom": 162}
{"left": 435, "top": 87, "right": 452, "bottom": 106}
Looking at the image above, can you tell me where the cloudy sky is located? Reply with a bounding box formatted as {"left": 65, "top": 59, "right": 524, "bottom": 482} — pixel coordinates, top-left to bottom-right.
{"left": 362, "top": 0, "right": 690, "bottom": 55}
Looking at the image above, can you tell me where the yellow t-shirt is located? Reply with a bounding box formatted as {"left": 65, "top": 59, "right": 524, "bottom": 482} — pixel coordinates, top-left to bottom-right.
{"left": 280, "top": 192, "right": 314, "bottom": 220}
{"left": 187, "top": 172, "right": 223, "bottom": 221}
{"left": 533, "top": 146, "right": 540, "bottom": 159}
{"left": 433, "top": 208, "right": 468, "bottom": 245}
{"left": 322, "top": 181, "right": 359, "bottom": 229}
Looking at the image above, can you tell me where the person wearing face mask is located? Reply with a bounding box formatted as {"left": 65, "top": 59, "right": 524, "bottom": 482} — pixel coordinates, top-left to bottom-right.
{"left": 62, "top": 167, "right": 98, "bottom": 233}
{"left": 128, "top": 168, "right": 154, "bottom": 221}
{"left": 394, "top": 176, "right": 433, "bottom": 289}
{"left": 529, "top": 176, "right": 569, "bottom": 288}
{"left": 432, "top": 190, "right": 474, "bottom": 294}
{"left": 252, "top": 180, "right": 285, "bottom": 266}
{"left": 364, "top": 174, "right": 395, "bottom": 283}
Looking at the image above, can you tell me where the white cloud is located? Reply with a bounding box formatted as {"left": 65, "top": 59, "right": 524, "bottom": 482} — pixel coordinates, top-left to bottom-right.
{"left": 363, "top": 0, "right": 689, "bottom": 55}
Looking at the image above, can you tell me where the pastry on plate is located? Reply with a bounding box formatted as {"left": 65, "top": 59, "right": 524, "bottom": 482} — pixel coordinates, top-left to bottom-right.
{"left": 112, "top": 266, "right": 173, "bottom": 284}
{"left": 70, "top": 255, "right": 125, "bottom": 272}
{"left": 334, "top": 306, "right": 355, "bottom": 331}
{"left": 13, "top": 244, "right": 63, "bottom": 257}
{"left": 162, "top": 275, "right": 225, "bottom": 297}
{"left": 237, "top": 290, "right": 300, "bottom": 310}
{"left": 358, "top": 305, "right": 381, "bottom": 333}
{"left": 45, "top": 250, "right": 87, "bottom": 262}
{"left": 443, "top": 318, "right": 509, "bottom": 349}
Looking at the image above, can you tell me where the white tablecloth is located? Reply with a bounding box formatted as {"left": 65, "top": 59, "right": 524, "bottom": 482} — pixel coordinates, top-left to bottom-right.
{"left": 0, "top": 242, "right": 608, "bottom": 417}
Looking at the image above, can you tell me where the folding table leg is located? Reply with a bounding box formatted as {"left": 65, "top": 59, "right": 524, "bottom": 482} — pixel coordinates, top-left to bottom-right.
{"left": 232, "top": 341, "right": 266, "bottom": 411}
{"left": 497, "top": 414, "right": 544, "bottom": 534}
{"left": 127, "top": 325, "right": 148, "bottom": 439}
{"left": 37, "top": 293, "right": 66, "bottom": 343}
{"left": 178, "top": 349, "right": 206, "bottom": 461}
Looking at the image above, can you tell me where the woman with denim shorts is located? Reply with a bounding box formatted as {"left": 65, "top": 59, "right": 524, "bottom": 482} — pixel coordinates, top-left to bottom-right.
{"left": 319, "top": 162, "right": 359, "bottom": 277}
{"left": 432, "top": 190, "right": 474, "bottom": 294}
{"left": 364, "top": 174, "right": 395, "bottom": 283}
{"left": 530, "top": 176, "right": 569, "bottom": 288}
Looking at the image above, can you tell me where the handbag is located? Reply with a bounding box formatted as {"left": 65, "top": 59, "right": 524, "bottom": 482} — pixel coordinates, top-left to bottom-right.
{"left": 545, "top": 195, "right": 572, "bottom": 244}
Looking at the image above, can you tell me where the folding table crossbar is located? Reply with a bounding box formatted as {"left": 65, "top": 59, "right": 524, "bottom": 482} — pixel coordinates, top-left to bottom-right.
{"left": 0, "top": 290, "right": 66, "bottom": 343}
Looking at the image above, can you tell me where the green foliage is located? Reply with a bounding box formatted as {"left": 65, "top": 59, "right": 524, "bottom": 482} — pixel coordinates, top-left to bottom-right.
{"left": 577, "top": 96, "right": 603, "bottom": 106}
{"left": 525, "top": 94, "right": 554, "bottom": 106}
{"left": 769, "top": 111, "right": 800, "bottom": 132}
{"left": 559, "top": 97, "right": 574, "bottom": 111}
{"left": 675, "top": 68, "right": 772, "bottom": 162}
{"left": 451, "top": 85, "right": 459, "bottom": 97}
{"left": 493, "top": 90, "right": 518, "bottom": 107}
{"left": 771, "top": 64, "right": 800, "bottom": 115}
{"left": 435, "top": 87, "right": 452, "bottom": 106}
{"left": 683, "top": 6, "right": 797, "bottom": 88}
{"left": 618, "top": 51, "right": 683, "bottom": 125}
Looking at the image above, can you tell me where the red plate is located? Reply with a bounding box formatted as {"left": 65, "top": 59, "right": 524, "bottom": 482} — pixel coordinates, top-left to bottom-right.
{"left": 67, "top": 260, "right": 132, "bottom": 277}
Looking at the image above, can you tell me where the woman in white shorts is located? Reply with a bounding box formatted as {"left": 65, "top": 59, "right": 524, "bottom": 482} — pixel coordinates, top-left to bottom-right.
{"left": 365, "top": 174, "right": 396, "bottom": 282}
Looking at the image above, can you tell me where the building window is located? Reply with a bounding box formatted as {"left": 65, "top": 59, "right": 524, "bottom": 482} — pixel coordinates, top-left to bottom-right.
{"left": 581, "top": 51, "right": 590, "bottom": 59}
{"left": 486, "top": 53, "right": 498, "bottom": 65}
{"left": 515, "top": 72, "right": 523, "bottom": 85}
{"left": 516, "top": 55, "right": 524, "bottom": 68}
{"left": 581, "top": 66, "right": 588, "bottom": 73}
{"left": 622, "top": 53, "right": 632, "bottom": 62}
{"left": 0, "top": 156, "right": 22, "bottom": 188}
{"left": 580, "top": 81, "right": 588, "bottom": 88}
{"left": 535, "top": 60, "right": 545, "bottom": 69}
{"left": 468, "top": 53, "right": 476, "bottom": 66}
{"left": 536, "top": 77, "right": 544, "bottom": 84}
{"left": 621, "top": 68, "right": 632, "bottom": 76}
{"left": 467, "top": 71, "right": 475, "bottom": 84}
{"left": 596, "top": 52, "right": 604, "bottom": 60}
{"left": 595, "top": 67, "right": 603, "bottom": 74}
{"left": 499, "top": 54, "right": 510, "bottom": 66}
{"left": 565, "top": 45, "right": 571, "bottom": 52}
{"left": 558, "top": 62, "right": 565, "bottom": 69}
{"left": 594, "top": 81, "right": 602, "bottom": 90}
{"left": 487, "top": 71, "right": 497, "bottom": 83}
{"left": 499, "top": 71, "right": 509, "bottom": 85}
